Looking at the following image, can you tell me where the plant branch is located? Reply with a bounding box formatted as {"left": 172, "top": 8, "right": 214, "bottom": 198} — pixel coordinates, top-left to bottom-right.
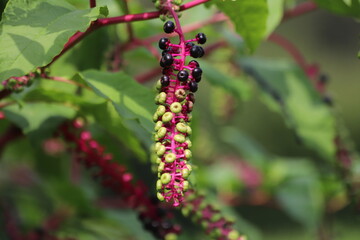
{"left": 282, "top": 1, "right": 317, "bottom": 21}
{"left": 46, "top": 0, "right": 209, "bottom": 68}
{"left": 267, "top": 33, "right": 309, "bottom": 73}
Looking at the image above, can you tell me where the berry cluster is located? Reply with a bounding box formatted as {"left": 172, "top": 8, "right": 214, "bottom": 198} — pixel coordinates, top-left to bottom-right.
{"left": 182, "top": 191, "right": 246, "bottom": 240}
{"left": 152, "top": 19, "right": 206, "bottom": 207}
{"left": 2, "top": 73, "right": 34, "bottom": 93}
{"left": 60, "top": 120, "right": 180, "bottom": 239}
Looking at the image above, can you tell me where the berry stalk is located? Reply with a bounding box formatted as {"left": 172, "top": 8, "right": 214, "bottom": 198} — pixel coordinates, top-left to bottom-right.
{"left": 152, "top": 1, "right": 207, "bottom": 207}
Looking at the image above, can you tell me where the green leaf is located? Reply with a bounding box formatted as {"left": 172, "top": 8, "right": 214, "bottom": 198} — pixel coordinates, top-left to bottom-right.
{"left": 201, "top": 61, "right": 251, "bottom": 101}
{"left": 3, "top": 102, "right": 76, "bottom": 135}
{"left": 239, "top": 58, "right": 336, "bottom": 161}
{"left": 0, "top": 0, "right": 108, "bottom": 81}
{"left": 275, "top": 159, "right": 324, "bottom": 228}
{"left": 266, "top": 0, "right": 284, "bottom": 35}
{"left": 23, "top": 78, "right": 147, "bottom": 161}
{"left": 220, "top": 127, "right": 268, "bottom": 170}
{"left": 215, "top": 0, "right": 268, "bottom": 52}
{"left": 79, "top": 70, "right": 156, "bottom": 148}
{"left": 313, "top": 0, "right": 360, "bottom": 18}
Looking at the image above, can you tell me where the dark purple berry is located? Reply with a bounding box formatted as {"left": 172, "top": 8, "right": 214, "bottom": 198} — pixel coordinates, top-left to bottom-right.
{"left": 162, "top": 67, "right": 172, "bottom": 75}
{"left": 188, "top": 60, "right": 199, "bottom": 68}
{"left": 192, "top": 67, "right": 202, "bottom": 78}
{"left": 189, "top": 81, "right": 198, "bottom": 92}
{"left": 196, "top": 33, "right": 207, "bottom": 44}
{"left": 186, "top": 42, "right": 195, "bottom": 48}
{"left": 160, "top": 53, "right": 174, "bottom": 67}
{"left": 177, "top": 70, "right": 189, "bottom": 82}
{"left": 161, "top": 75, "right": 170, "bottom": 86}
{"left": 190, "top": 45, "right": 204, "bottom": 58}
{"left": 163, "top": 21, "right": 175, "bottom": 33}
{"left": 158, "top": 37, "right": 169, "bottom": 50}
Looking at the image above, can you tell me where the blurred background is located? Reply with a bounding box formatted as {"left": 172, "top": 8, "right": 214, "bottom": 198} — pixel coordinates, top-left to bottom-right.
{"left": 1, "top": 0, "right": 360, "bottom": 239}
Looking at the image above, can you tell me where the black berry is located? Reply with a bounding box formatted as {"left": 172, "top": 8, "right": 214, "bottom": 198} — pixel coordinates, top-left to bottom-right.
{"left": 163, "top": 21, "right": 175, "bottom": 33}
{"left": 177, "top": 70, "right": 189, "bottom": 82}
{"left": 158, "top": 37, "right": 169, "bottom": 50}
{"left": 160, "top": 53, "right": 174, "bottom": 67}
{"left": 196, "top": 33, "right": 207, "bottom": 44}
{"left": 160, "top": 75, "right": 170, "bottom": 86}
{"left": 192, "top": 67, "right": 202, "bottom": 78}
{"left": 186, "top": 42, "right": 195, "bottom": 48}
{"left": 190, "top": 45, "right": 204, "bottom": 58}
{"left": 189, "top": 81, "right": 198, "bottom": 92}
{"left": 188, "top": 60, "right": 200, "bottom": 68}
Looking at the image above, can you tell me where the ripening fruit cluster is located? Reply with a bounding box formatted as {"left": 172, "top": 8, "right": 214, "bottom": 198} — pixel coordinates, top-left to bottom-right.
{"left": 152, "top": 20, "right": 206, "bottom": 207}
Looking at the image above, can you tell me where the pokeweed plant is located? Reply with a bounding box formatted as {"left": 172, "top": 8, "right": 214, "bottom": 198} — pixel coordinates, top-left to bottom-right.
{"left": 0, "top": 0, "right": 360, "bottom": 240}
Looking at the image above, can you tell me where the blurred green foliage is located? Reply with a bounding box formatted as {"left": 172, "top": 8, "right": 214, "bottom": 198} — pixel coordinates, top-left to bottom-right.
{"left": 1, "top": 0, "right": 360, "bottom": 239}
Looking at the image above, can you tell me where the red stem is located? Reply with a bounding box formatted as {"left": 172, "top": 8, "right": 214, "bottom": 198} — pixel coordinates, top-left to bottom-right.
{"left": 90, "top": 0, "right": 96, "bottom": 8}
{"left": 282, "top": 1, "right": 317, "bottom": 21}
{"left": 267, "top": 33, "right": 308, "bottom": 73}
{"left": 46, "top": 0, "right": 209, "bottom": 67}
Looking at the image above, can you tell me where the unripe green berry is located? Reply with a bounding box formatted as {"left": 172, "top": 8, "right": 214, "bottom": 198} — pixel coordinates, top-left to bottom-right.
{"left": 162, "top": 112, "right": 173, "bottom": 122}
{"left": 210, "top": 213, "right": 222, "bottom": 222}
{"left": 157, "top": 127, "right": 167, "bottom": 139}
{"left": 165, "top": 153, "right": 176, "bottom": 163}
{"left": 170, "top": 102, "right": 182, "bottom": 113}
{"left": 156, "top": 105, "right": 166, "bottom": 116}
{"left": 176, "top": 122, "right": 188, "bottom": 133}
{"left": 183, "top": 180, "right": 189, "bottom": 191}
{"left": 186, "top": 164, "right": 192, "bottom": 172}
{"left": 181, "top": 206, "right": 191, "bottom": 216}
{"left": 156, "top": 157, "right": 161, "bottom": 164}
{"left": 155, "top": 142, "right": 162, "bottom": 151}
{"left": 156, "top": 79, "right": 162, "bottom": 90}
{"left": 228, "top": 230, "right": 240, "bottom": 240}
{"left": 156, "top": 145, "right": 166, "bottom": 156}
{"left": 157, "top": 192, "right": 165, "bottom": 201}
{"left": 164, "top": 233, "right": 177, "bottom": 240}
{"left": 172, "top": 0, "right": 182, "bottom": 6}
{"left": 185, "top": 139, "right": 192, "bottom": 148}
{"left": 210, "top": 228, "right": 221, "bottom": 238}
{"left": 160, "top": 172, "right": 172, "bottom": 184}
{"left": 8, "top": 78, "right": 17, "bottom": 87}
{"left": 156, "top": 180, "right": 163, "bottom": 190}
{"left": 201, "top": 221, "right": 208, "bottom": 229}
{"left": 174, "top": 134, "right": 185, "bottom": 143}
{"left": 156, "top": 92, "right": 167, "bottom": 104}
{"left": 153, "top": 113, "right": 159, "bottom": 122}
{"left": 184, "top": 149, "right": 192, "bottom": 159}
{"left": 187, "top": 126, "right": 192, "bottom": 135}
{"left": 158, "top": 162, "right": 165, "bottom": 172}
{"left": 182, "top": 168, "right": 190, "bottom": 178}
{"left": 154, "top": 121, "right": 163, "bottom": 131}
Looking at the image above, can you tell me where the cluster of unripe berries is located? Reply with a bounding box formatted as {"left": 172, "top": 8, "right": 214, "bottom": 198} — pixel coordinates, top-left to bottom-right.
{"left": 182, "top": 191, "right": 245, "bottom": 240}
{"left": 3, "top": 74, "right": 34, "bottom": 93}
{"left": 152, "top": 20, "right": 206, "bottom": 207}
